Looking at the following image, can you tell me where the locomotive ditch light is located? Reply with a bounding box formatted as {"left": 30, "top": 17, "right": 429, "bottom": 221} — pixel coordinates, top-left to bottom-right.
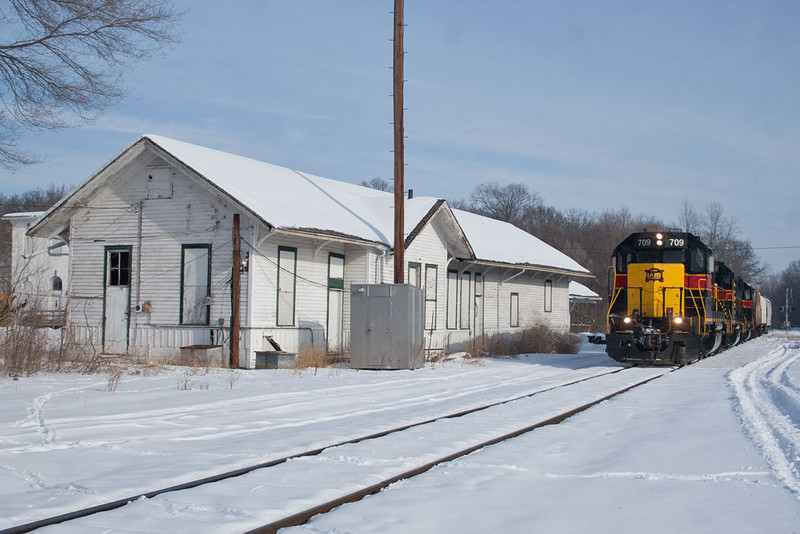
{"left": 623, "top": 316, "right": 632, "bottom": 324}
{"left": 673, "top": 316, "right": 683, "bottom": 325}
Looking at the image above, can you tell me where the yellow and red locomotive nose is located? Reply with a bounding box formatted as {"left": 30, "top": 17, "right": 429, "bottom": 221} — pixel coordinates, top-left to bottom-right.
{"left": 625, "top": 263, "right": 685, "bottom": 320}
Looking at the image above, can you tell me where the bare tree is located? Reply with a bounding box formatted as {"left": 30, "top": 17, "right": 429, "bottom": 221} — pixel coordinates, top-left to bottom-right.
{"left": 467, "top": 182, "right": 544, "bottom": 229}
{"left": 0, "top": 0, "right": 181, "bottom": 168}
{"left": 676, "top": 200, "right": 765, "bottom": 283}
{"left": 675, "top": 198, "right": 703, "bottom": 234}
{"left": 360, "top": 177, "right": 392, "bottom": 192}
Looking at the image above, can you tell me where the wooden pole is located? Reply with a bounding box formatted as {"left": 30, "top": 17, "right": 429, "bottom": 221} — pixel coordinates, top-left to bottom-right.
{"left": 231, "top": 213, "right": 241, "bottom": 368}
{"left": 393, "top": 0, "right": 405, "bottom": 284}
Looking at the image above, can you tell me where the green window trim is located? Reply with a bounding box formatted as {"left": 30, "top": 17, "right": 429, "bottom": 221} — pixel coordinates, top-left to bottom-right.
{"left": 408, "top": 261, "right": 422, "bottom": 288}
{"left": 424, "top": 264, "right": 438, "bottom": 330}
{"left": 180, "top": 244, "right": 211, "bottom": 325}
{"left": 510, "top": 292, "right": 520, "bottom": 328}
{"left": 460, "top": 271, "right": 471, "bottom": 330}
{"left": 277, "top": 246, "right": 298, "bottom": 326}
{"left": 544, "top": 279, "right": 553, "bottom": 313}
{"left": 102, "top": 245, "right": 133, "bottom": 350}
{"left": 446, "top": 269, "right": 458, "bottom": 330}
{"left": 328, "top": 252, "right": 345, "bottom": 289}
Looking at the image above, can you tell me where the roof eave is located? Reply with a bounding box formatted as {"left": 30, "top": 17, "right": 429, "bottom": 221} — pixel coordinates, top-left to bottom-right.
{"left": 461, "top": 258, "right": 594, "bottom": 278}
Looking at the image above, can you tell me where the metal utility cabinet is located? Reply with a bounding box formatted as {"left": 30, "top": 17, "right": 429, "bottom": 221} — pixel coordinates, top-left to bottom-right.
{"left": 350, "top": 284, "right": 424, "bottom": 370}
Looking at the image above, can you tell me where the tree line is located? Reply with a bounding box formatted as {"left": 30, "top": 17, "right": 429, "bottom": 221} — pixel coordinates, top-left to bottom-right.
{"left": 4, "top": 180, "right": 797, "bottom": 329}
{"left": 449, "top": 181, "right": 797, "bottom": 329}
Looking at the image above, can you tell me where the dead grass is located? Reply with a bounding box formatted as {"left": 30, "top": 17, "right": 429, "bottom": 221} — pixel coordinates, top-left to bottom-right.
{"left": 292, "top": 344, "right": 333, "bottom": 375}
{"left": 468, "top": 325, "right": 580, "bottom": 359}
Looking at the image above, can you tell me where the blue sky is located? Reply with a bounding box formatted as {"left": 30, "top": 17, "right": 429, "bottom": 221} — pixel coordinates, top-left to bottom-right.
{"left": 1, "top": 1, "right": 799, "bottom": 273}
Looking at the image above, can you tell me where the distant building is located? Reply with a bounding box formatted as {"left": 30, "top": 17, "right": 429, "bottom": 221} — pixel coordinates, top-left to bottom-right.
{"left": 2, "top": 211, "right": 69, "bottom": 324}
{"left": 26, "top": 135, "right": 592, "bottom": 366}
{"left": 569, "top": 281, "right": 602, "bottom": 333}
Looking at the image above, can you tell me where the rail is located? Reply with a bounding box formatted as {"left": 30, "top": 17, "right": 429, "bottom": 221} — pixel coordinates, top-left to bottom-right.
{"left": 0, "top": 366, "right": 668, "bottom": 534}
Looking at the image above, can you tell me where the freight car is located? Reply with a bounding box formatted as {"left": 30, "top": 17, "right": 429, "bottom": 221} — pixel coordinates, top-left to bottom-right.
{"left": 605, "top": 230, "right": 770, "bottom": 365}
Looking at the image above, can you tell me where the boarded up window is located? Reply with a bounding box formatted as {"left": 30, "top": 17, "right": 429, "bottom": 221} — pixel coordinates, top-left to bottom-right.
{"left": 510, "top": 292, "right": 520, "bottom": 327}
{"left": 544, "top": 280, "right": 553, "bottom": 313}
{"left": 424, "top": 264, "right": 438, "bottom": 330}
{"left": 277, "top": 247, "right": 297, "bottom": 326}
{"left": 460, "top": 271, "right": 470, "bottom": 330}
{"left": 408, "top": 262, "right": 421, "bottom": 288}
{"left": 446, "top": 270, "right": 458, "bottom": 329}
{"left": 146, "top": 166, "right": 173, "bottom": 199}
{"left": 181, "top": 245, "right": 210, "bottom": 325}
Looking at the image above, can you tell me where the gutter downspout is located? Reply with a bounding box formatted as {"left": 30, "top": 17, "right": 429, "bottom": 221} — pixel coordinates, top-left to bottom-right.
{"left": 132, "top": 201, "right": 143, "bottom": 351}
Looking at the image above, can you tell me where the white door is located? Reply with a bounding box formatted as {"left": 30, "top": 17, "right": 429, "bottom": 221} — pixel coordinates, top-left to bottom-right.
{"left": 327, "top": 253, "right": 345, "bottom": 352}
{"left": 104, "top": 248, "right": 131, "bottom": 354}
{"left": 327, "top": 289, "right": 344, "bottom": 352}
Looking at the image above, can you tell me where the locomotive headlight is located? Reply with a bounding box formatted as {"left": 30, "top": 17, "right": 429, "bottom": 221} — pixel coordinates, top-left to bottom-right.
{"left": 656, "top": 233, "right": 663, "bottom": 239}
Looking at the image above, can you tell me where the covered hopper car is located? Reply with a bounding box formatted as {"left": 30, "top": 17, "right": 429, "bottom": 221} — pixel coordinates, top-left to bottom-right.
{"left": 606, "top": 231, "right": 770, "bottom": 365}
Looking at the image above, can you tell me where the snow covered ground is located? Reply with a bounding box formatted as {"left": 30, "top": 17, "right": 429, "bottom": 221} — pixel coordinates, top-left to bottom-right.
{"left": 1, "top": 333, "right": 799, "bottom": 533}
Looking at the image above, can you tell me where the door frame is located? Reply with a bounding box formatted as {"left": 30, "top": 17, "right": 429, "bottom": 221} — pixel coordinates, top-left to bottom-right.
{"left": 102, "top": 245, "right": 133, "bottom": 353}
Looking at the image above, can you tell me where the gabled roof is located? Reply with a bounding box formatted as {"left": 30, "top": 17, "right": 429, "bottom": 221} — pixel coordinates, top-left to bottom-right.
{"left": 453, "top": 209, "right": 590, "bottom": 275}
{"left": 569, "top": 281, "right": 601, "bottom": 301}
{"left": 30, "top": 135, "right": 590, "bottom": 276}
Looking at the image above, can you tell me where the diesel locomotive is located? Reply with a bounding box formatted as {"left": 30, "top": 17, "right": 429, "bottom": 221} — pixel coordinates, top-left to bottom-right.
{"left": 605, "top": 230, "right": 771, "bottom": 365}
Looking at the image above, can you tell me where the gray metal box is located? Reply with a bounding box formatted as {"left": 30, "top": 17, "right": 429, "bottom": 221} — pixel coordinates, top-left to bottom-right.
{"left": 350, "top": 284, "right": 424, "bottom": 370}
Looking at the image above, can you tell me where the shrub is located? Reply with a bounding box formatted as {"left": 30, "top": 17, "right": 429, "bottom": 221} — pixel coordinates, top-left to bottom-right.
{"left": 292, "top": 344, "right": 332, "bottom": 374}
{"left": 475, "top": 325, "right": 580, "bottom": 358}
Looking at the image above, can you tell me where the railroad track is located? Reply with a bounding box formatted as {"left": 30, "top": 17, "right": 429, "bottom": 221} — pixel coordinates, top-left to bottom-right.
{"left": 2, "top": 365, "right": 673, "bottom": 534}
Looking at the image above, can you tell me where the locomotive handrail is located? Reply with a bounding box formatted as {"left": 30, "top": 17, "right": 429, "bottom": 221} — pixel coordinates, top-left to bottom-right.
{"left": 606, "top": 286, "right": 624, "bottom": 333}
{"left": 685, "top": 288, "right": 707, "bottom": 335}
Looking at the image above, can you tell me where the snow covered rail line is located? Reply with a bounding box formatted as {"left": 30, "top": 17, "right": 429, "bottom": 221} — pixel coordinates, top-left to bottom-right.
{"left": 729, "top": 337, "right": 800, "bottom": 497}
{"left": 2, "top": 366, "right": 673, "bottom": 533}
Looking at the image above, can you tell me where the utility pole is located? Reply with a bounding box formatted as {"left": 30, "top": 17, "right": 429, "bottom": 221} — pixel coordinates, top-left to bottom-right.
{"left": 783, "top": 287, "right": 793, "bottom": 331}
{"left": 231, "top": 213, "right": 241, "bottom": 368}
{"left": 393, "top": 0, "right": 405, "bottom": 284}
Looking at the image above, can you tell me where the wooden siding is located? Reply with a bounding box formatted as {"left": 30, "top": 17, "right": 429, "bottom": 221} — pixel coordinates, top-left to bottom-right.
{"left": 65, "top": 150, "right": 254, "bottom": 358}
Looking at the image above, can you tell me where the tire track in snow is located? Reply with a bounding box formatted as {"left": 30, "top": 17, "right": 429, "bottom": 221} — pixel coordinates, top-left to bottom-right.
{"left": 728, "top": 339, "right": 800, "bottom": 498}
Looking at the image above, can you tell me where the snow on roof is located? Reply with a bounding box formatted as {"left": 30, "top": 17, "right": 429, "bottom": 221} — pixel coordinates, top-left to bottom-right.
{"left": 569, "top": 281, "right": 601, "bottom": 299}
{"left": 147, "top": 135, "right": 440, "bottom": 246}
{"left": 31, "top": 135, "right": 586, "bottom": 274}
{"left": 453, "top": 208, "right": 590, "bottom": 274}
{"left": 2, "top": 211, "right": 45, "bottom": 221}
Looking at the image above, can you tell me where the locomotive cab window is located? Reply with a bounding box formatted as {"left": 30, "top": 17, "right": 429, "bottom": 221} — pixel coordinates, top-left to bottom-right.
{"left": 662, "top": 250, "right": 684, "bottom": 263}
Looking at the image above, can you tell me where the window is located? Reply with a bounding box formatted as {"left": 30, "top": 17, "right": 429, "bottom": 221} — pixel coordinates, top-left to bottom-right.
{"left": 51, "top": 276, "right": 62, "bottom": 292}
{"left": 510, "top": 292, "right": 519, "bottom": 327}
{"left": 408, "top": 262, "right": 421, "bottom": 288}
{"left": 690, "top": 248, "right": 705, "bottom": 273}
{"left": 446, "top": 270, "right": 458, "bottom": 329}
{"left": 108, "top": 249, "right": 131, "bottom": 286}
{"left": 424, "top": 264, "right": 438, "bottom": 330}
{"left": 277, "top": 246, "right": 297, "bottom": 326}
{"left": 544, "top": 280, "right": 553, "bottom": 313}
{"left": 328, "top": 253, "right": 344, "bottom": 289}
{"left": 181, "top": 245, "right": 211, "bottom": 325}
{"left": 460, "top": 271, "right": 470, "bottom": 329}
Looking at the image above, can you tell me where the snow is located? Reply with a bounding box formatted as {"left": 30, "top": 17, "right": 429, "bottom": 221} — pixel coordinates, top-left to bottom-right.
{"left": 570, "top": 280, "right": 601, "bottom": 299}
{"left": 452, "top": 208, "right": 589, "bottom": 272}
{"left": 1, "top": 333, "right": 799, "bottom": 532}
{"left": 143, "top": 135, "right": 587, "bottom": 273}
